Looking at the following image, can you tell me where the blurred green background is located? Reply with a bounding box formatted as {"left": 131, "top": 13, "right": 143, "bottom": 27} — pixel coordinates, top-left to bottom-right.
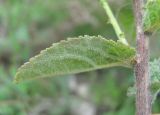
{"left": 0, "top": 0, "right": 160, "bottom": 115}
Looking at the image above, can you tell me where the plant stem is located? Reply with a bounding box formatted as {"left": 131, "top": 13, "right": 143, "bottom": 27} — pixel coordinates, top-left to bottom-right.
{"left": 133, "top": 0, "right": 151, "bottom": 115}
{"left": 100, "top": 0, "right": 128, "bottom": 45}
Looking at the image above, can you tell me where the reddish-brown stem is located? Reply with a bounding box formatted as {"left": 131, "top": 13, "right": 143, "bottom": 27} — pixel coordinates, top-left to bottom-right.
{"left": 133, "top": 0, "right": 151, "bottom": 115}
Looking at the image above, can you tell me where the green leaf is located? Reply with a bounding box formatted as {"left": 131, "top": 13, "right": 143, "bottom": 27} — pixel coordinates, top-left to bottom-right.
{"left": 127, "top": 58, "right": 160, "bottom": 103}
{"left": 150, "top": 58, "right": 160, "bottom": 103}
{"left": 143, "top": 0, "right": 160, "bottom": 33}
{"left": 14, "top": 35, "right": 135, "bottom": 83}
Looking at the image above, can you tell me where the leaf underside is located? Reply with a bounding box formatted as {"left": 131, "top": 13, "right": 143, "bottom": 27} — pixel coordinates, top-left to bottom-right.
{"left": 143, "top": 0, "right": 160, "bottom": 32}
{"left": 150, "top": 58, "right": 160, "bottom": 103}
{"left": 128, "top": 58, "right": 160, "bottom": 103}
{"left": 14, "top": 36, "right": 135, "bottom": 83}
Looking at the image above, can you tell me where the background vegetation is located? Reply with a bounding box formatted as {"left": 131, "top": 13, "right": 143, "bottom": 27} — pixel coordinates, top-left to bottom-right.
{"left": 0, "top": 0, "right": 160, "bottom": 115}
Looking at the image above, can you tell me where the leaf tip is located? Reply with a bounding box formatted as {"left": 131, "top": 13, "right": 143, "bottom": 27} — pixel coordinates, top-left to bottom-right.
{"left": 14, "top": 68, "right": 25, "bottom": 84}
{"left": 13, "top": 74, "right": 20, "bottom": 84}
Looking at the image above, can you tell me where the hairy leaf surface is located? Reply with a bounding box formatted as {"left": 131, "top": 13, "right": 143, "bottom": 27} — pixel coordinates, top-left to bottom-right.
{"left": 14, "top": 36, "right": 135, "bottom": 83}
{"left": 143, "top": 0, "right": 160, "bottom": 33}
